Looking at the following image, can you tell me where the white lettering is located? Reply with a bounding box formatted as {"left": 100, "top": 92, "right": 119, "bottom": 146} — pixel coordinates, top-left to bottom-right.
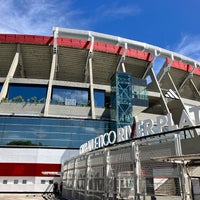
{"left": 103, "top": 132, "right": 109, "bottom": 146}
{"left": 117, "top": 128, "right": 125, "bottom": 143}
{"left": 135, "top": 121, "right": 143, "bottom": 138}
{"left": 167, "top": 113, "right": 178, "bottom": 131}
{"left": 156, "top": 115, "right": 167, "bottom": 133}
{"left": 179, "top": 110, "right": 193, "bottom": 128}
{"left": 189, "top": 106, "right": 200, "bottom": 125}
{"left": 108, "top": 131, "right": 116, "bottom": 144}
{"left": 143, "top": 119, "right": 154, "bottom": 135}
{"left": 124, "top": 125, "right": 132, "bottom": 140}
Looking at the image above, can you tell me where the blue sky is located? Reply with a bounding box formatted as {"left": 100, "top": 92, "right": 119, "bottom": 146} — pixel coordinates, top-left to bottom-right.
{"left": 0, "top": 0, "right": 200, "bottom": 61}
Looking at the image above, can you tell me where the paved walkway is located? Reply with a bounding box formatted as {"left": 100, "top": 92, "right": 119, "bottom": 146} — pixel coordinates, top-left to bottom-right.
{"left": 0, "top": 193, "right": 62, "bottom": 200}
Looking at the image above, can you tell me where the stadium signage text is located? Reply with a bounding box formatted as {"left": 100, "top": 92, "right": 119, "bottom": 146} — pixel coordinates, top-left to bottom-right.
{"left": 135, "top": 106, "right": 200, "bottom": 138}
{"left": 80, "top": 125, "right": 132, "bottom": 154}
{"left": 79, "top": 106, "right": 200, "bottom": 154}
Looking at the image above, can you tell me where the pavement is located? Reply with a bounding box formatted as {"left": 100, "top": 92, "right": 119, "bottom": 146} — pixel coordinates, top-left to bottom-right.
{"left": 0, "top": 193, "right": 62, "bottom": 200}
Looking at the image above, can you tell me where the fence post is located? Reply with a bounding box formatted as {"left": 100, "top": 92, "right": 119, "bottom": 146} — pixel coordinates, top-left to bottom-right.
{"left": 133, "top": 142, "right": 142, "bottom": 200}
{"left": 174, "top": 134, "right": 192, "bottom": 200}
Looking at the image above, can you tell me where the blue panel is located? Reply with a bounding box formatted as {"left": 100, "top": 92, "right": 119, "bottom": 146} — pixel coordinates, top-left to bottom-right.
{"left": 0, "top": 117, "right": 115, "bottom": 148}
{"left": 132, "top": 77, "right": 148, "bottom": 107}
{"left": 8, "top": 84, "right": 47, "bottom": 103}
{"left": 94, "top": 90, "right": 105, "bottom": 108}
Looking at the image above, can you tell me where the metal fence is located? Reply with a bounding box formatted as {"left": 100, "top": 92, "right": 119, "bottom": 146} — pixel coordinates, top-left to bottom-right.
{"left": 61, "top": 127, "right": 200, "bottom": 200}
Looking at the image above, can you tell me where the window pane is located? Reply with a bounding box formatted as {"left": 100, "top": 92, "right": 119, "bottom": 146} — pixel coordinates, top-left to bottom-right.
{"left": 52, "top": 86, "right": 89, "bottom": 106}
{"left": 0, "top": 116, "right": 114, "bottom": 148}
{"left": 94, "top": 90, "right": 105, "bottom": 108}
{"left": 8, "top": 84, "right": 47, "bottom": 103}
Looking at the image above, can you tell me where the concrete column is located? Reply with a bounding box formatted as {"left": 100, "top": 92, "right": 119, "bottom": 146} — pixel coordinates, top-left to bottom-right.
{"left": 0, "top": 44, "right": 20, "bottom": 101}
{"left": 44, "top": 30, "right": 58, "bottom": 116}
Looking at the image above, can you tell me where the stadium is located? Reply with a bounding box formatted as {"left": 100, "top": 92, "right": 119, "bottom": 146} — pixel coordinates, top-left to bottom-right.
{"left": 0, "top": 27, "right": 199, "bottom": 197}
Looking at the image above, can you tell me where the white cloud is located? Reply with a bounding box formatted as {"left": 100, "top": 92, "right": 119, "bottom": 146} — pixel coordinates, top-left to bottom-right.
{"left": 173, "top": 35, "right": 200, "bottom": 62}
{"left": 97, "top": 3, "right": 141, "bottom": 19}
{"left": 0, "top": 0, "right": 88, "bottom": 35}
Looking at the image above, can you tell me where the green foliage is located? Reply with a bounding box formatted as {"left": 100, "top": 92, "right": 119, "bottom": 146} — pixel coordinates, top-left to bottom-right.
{"left": 11, "top": 96, "right": 24, "bottom": 103}
{"left": 7, "top": 140, "right": 43, "bottom": 146}
{"left": 31, "top": 96, "right": 37, "bottom": 103}
{"left": 3, "top": 96, "right": 46, "bottom": 104}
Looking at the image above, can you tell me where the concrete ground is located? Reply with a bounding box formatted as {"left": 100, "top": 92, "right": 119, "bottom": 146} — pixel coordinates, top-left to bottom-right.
{"left": 0, "top": 193, "right": 62, "bottom": 200}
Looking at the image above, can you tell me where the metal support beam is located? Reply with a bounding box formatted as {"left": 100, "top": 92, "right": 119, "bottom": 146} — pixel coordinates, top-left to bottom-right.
{"left": 116, "top": 43, "right": 127, "bottom": 72}
{"left": 189, "top": 79, "right": 200, "bottom": 97}
{"left": 167, "top": 72, "right": 185, "bottom": 108}
{"left": 158, "top": 55, "right": 174, "bottom": 83}
{"left": 166, "top": 72, "right": 199, "bottom": 137}
{"left": 0, "top": 44, "right": 20, "bottom": 101}
{"left": 44, "top": 30, "right": 58, "bottom": 116}
{"left": 149, "top": 68, "right": 170, "bottom": 114}
{"left": 85, "top": 36, "right": 96, "bottom": 119}
{"left": 133, "top": 142, "right": 142, "bottom": 199}
{"left": 142, "top": 49, "right": 159, "bottom": 79}
{"left": 84, "top": 33, "right": 94, "bottom": 83}
{"left": 179, "top": 64, "right": 196, "bottom": 91}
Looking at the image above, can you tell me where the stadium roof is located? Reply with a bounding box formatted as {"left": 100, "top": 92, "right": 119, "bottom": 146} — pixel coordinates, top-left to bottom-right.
{"left": 0, "top": 27, "right": 199, "bottom": 102}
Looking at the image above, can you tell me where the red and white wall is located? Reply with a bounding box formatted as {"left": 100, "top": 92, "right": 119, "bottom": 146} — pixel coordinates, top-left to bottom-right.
{"left": 0, "top": 148, "right": 78, "bottom": 192}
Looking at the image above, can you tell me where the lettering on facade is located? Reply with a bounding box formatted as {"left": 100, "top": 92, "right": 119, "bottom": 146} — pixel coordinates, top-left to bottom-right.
{"left": 135, "top": 106, "right": 200, "bottom": 138}
{"left": 80, "top": 125, "right": 132, "bottom": 154}
{"left": 79, "top": 106, "right": 200, "bottom": 154}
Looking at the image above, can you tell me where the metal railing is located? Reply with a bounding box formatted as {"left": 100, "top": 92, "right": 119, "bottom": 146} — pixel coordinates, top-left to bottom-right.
{"left": 61, "top": 126, "right": 200, "bottom": 200}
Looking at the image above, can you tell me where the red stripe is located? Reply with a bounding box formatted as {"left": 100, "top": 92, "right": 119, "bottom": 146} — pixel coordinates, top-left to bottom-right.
{"left": 167, "top": 58, "right": 200, "bottom": 76}
{"left": 0, "top": 34, "right": 152, "bottom": 62}
{"left": 0, "top": 163, "right": 61, "bottom": 177}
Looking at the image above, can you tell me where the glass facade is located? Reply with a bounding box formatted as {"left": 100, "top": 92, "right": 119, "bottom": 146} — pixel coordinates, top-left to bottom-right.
{"left": 110, "top": 72, "right": 133, "bottom": 130}
{"left": 51, "top": 86, "right": 105, "bottom": 108}
{"left": 0, "top": 116, "right": 115, "bottom": 148}
{"left": 132, "top": 77, "right": 148, "bottom": 107}
{"left": 52, "top": 86, "right": 89, "bottom": 106}
{"left": 94, "top": 89, "right": 105, "bottom": 108}
{"left": 8, "top": 84, "right": 47, "bottom": 103}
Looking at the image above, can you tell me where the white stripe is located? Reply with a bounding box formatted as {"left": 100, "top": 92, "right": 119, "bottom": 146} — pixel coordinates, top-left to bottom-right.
{"left": 169, "top": 89, "right": 179, "bottom": 99}
{"left": 165, "top": 89, "right": 180, "bottom": 99}
{"left": 0, "top": 148, "right": 78, "bottom": 163}
{"left": 167, "top": 91, "right": 175, "bottom": 99}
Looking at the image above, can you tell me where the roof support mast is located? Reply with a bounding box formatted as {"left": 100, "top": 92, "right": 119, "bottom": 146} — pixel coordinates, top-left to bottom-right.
{"left": 158, "top": 54, "right": 174, "bottom": 83}
{"left": 142, "top": 49, "right": 159, "bottom": 79}
{"left": 44, "top": 28, "right": 58, "bottom": 116}
{"left": 116, "top": 42, "right": 127, "bottom": 72}
{"left": 87, "top": 35, "right": 96, "bottom": 119}
{"left": 0, "top": 44, "right": 20, "bottom": 102}
{"left": 179, "top": 63, "right": 196, "bottom": 91}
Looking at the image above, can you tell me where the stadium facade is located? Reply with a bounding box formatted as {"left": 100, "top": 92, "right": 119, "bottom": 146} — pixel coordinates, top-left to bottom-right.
{"left": 0, "top": 27, "right": 199, "bottom": 193}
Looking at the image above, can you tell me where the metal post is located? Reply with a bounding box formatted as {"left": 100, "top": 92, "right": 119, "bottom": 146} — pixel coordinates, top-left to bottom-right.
{"left": 133, "top": 142, "right": 142, "bottom": 200}
{"left": 174, "top": 134, "right": 192, "bottom": 199}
